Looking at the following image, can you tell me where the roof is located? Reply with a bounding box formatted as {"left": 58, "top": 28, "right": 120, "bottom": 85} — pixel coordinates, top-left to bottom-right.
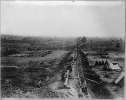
{"left": 115, "top": 72, "right": 125, "bottom": 84}
{"left": 109, "top": 62, "right": 121, "bottom": 70}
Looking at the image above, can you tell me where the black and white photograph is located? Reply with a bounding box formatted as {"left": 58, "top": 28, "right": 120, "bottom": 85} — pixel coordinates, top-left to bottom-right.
{"left": 1, "top": 0, "right": 125, "bottom": 99}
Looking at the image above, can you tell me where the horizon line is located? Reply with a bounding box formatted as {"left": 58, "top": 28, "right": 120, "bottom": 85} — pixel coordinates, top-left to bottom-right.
{"left": 1, "top": 33, "right": 125, "bottom": 39}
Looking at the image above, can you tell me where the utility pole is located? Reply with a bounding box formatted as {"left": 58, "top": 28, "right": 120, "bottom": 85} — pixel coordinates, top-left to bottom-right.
{"left": 77, "top": 38, "right": 78, "bottom": 59}
{"left": 77, "top": 37, "right": 80, "bottom": 59}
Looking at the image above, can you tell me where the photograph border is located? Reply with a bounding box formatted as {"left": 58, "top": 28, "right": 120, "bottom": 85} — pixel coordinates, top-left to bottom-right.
{"left": 0, "top": 0, "right": 125, "bottom": 100}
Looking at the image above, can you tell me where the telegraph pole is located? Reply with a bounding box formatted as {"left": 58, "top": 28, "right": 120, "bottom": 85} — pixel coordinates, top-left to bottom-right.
{"left": 77, "top": 37, "right": 80, "bottom": 59}
{"left": 77, "top": 38, "right": 78, "bottom": 59}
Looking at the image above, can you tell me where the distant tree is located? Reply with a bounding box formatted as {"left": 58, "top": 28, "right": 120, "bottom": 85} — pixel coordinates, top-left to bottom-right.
{"left": 90, "top": 40, "right": 92, "bottom": 43}
{"left": 95, "top": 61, "right": 98, "bottom": 66}
{"left": 115, "top": 43, "right": 121, "bottom": 49}
{"left": 81, "top": 37, "right": 86, "bottom": 43}
{"left": 1, "top": 37, "right": 7, "bottom": 43}
{"left": 99, "top": 61, "right": 102, "bottom": 66}
{"left": 76, "top": 37, "right": 81, "bottom": 43}
{"left": 111, "top": 38, "right": 115, "bottom": 42}
{"left": 105, "top": 60, "right": 108, "bottom": 65}
{"left": 102, "top": 60, "right": 104, "bottom": 65}
{"left": 79, "top": 36, "right": 86, "bottom": 48}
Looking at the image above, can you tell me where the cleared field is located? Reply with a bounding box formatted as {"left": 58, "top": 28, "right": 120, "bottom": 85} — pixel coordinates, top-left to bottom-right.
{"left": 1, "top": 50, "right": 69, "bottom": 66}
{"left": 1, "top": 50, "right": 70, "bottom": 98}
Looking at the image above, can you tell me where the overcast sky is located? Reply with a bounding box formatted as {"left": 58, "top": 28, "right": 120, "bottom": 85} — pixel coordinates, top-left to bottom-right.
{"left": 1, "top": 1, "right": 125, "bottom": 37}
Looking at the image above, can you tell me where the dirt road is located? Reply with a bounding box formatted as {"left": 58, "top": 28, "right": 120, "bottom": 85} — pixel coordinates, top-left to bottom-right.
{"left": 49, "top": 50, "right": 91, "bottom": 99}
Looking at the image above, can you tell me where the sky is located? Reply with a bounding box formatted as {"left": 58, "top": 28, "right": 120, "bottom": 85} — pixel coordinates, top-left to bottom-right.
{"left": 1, "top": 1, "right": 125, "bottom": 38}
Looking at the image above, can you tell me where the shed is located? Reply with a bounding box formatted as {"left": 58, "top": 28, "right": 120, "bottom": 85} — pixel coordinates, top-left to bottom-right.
{"left": 109, "top": 62, "right": 121, "bottom": 71}
{"left": 104, "top": 61, "right": 121, "bottom": 71}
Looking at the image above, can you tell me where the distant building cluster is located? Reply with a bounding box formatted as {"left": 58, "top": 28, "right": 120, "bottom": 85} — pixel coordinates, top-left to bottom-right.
{"left": 95, "top": 60, "right": 121, "bottom": 71}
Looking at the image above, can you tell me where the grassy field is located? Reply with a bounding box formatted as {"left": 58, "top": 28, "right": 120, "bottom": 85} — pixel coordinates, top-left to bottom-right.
{"left": 1, "top": 50, "right": 70, "bottom": 98}
{"left": 1, "top": 50, "right": 68, "bottom": 66}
